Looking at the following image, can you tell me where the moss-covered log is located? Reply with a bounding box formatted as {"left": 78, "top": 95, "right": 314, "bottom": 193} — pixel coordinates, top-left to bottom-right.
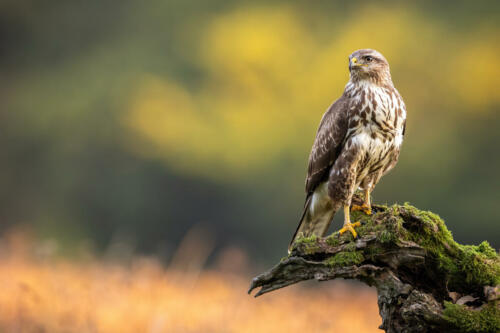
{"left": 248, "top": 196, "right": 500, "bottom": 333}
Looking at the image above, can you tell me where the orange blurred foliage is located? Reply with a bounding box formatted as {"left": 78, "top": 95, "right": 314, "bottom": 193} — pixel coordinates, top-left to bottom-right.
{"left": 0, "top": 232, "right": 380, "bottom": 333}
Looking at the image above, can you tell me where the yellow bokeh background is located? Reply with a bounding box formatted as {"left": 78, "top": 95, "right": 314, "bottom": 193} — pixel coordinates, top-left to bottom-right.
{"left": 126, "top": 4, "right": 499, "bottom": 179}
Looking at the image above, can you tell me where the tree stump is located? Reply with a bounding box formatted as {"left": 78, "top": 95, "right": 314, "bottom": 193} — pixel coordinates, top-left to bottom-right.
{"left": 248, "top": 197, "right": 500, "bottom": 332}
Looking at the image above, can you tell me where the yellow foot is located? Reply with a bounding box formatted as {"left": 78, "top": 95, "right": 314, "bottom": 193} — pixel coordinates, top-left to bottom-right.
{"left": 339, "top": 221, "right": 361, "bottom": 238}
{"left": 351, "top": 204, "right": 372, "bottom": 215}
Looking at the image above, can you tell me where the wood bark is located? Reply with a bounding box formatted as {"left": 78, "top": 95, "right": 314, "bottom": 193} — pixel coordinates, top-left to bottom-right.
{"left": 248, "top": 200, "right": 499, "bottom": 333}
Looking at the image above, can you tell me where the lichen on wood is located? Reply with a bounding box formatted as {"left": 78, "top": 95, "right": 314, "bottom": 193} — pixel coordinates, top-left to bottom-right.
{"left": 248, "top": 194, "right": 500, "bottom": 333}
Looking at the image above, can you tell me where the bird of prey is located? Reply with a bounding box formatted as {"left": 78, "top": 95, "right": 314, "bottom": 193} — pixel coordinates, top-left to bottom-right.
{"left": 289, "top": 49, "right": 406, "bottom": 251}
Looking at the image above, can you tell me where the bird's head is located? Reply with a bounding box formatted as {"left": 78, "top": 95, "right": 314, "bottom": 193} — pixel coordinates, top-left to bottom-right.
{"left": 348, "top": 49, "right": 391, "bottom": 85}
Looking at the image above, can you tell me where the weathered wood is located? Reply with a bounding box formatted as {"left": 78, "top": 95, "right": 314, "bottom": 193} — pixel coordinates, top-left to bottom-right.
{"left": 249, "top": 198, "right": 500, "bottom": 333}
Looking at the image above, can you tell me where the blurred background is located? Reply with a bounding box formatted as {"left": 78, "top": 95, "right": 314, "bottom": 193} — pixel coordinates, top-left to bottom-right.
{"left": 0, "top": 0, "right": 499, "bottom": 332}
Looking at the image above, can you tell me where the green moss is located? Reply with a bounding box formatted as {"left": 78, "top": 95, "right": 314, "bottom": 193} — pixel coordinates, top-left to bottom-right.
{"left": 341, "top": 231, "right": 356, "bottom": 242}
{"left": 321, "top": 202, "right": 499, "bottom": 293}
{"left": 399, "top": 203, "right": 500, "bottom": 292}
{"left": 443, "top": 302, "right": 500, "bottom": 332}
{"left": 354, "top": 218, "right": 376, "bottom": 236}
{"left": 379, "top": 229, "right": 396, "bottom": 243}
{"left": 350, "top": 210, "right": 372, "bottom": 225}
{"left": 325, "top": 251, "right": 364, "bottom": 267}
{"left": 477, "top": 241, "right": 498, "bottom": 259}
{"left": 294, "top": 234, "right": 321, "bottom": 254}
{"left": 295, "top": 234, "right": 318, "bottom": 245}
{"left": 325, "top": 234, "right": 340, "bottom": 247}
{"left": 344, "top": 242, "right": 357, "bottom": 252}
{"left": 459, "top": 245, "right": 500, "bottom": 287}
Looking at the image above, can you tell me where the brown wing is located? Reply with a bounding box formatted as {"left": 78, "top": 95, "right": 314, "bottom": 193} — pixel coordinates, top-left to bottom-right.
{"left": 305, "top": 96, "right": 349, "bottom": 194}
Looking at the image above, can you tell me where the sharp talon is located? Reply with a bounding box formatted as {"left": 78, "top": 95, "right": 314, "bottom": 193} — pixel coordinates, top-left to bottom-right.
{"left": 339, "top": 222, "right": 360, "bottom": 238}
{"left": 352, "top": 204, "right": 372, "bottom": 215}
{"left": 351, "top": 204, "right": 363, "bottom": 211}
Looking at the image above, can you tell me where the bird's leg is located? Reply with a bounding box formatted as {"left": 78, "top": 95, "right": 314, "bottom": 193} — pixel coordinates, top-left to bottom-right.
{"left": 351, "top": 189, "right": 372, "bottom": 215}
{"left": 339, "top": 205, "right": 361, "bottom": 238}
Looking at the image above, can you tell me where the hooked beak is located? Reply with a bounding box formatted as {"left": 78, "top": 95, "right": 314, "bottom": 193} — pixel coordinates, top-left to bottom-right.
{"left": 350, "top": 57, "right": 366, "bottom": 70}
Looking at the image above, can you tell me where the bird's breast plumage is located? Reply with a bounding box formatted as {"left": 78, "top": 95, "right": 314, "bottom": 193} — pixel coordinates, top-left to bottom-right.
{"left": 344, "top": 82, "right": 406, "bottom": 184}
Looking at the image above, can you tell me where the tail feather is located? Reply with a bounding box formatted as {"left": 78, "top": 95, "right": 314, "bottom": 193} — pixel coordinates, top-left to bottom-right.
{"left": 288, "top": 194, "right": 337, "bottom": 252}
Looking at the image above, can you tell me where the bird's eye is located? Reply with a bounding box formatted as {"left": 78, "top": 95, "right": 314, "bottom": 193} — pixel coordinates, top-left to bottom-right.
{"left": 365, "top": 56, "right": 373, "bottom": 62}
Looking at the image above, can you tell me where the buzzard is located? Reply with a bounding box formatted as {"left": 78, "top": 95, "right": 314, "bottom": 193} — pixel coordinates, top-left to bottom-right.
{"left": 289, "top": 49, "right": 406, "bottom": 251}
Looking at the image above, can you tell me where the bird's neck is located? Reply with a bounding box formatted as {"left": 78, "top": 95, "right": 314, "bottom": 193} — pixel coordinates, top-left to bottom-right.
{"left": 348, "top": 69, "right": 392, "bottom": 87}
{"left": 344, "top": 77, "right": 394, "bottom": 98}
